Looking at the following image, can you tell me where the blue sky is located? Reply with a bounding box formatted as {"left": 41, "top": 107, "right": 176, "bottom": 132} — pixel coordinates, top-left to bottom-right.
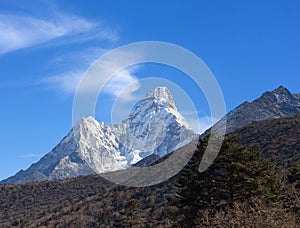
{"left": 0, "top": 0, "right": 299, "bottom": 180}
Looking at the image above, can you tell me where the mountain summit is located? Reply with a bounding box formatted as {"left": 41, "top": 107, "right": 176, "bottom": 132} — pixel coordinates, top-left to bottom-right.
{"left": 1, "top": 87, "right": 197, "bottom": 184}
{"left": 145, "top": 86, "right": 177, "bottom": 109}
{"left": 215, "top": 85, "right": 300, "bottom": 134}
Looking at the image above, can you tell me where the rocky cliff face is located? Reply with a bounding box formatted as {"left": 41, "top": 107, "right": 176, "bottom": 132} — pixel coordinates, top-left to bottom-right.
{"left": 1, "top": 87, "right": 197, "bottom": 184}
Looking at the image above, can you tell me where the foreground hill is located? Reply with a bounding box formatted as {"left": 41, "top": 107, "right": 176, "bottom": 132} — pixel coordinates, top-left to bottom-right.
{"left": 234, "top": 113, "right": 300, "bottom": 166}
{"left": 0, "top": 169, "right": 177, "bottom": 227}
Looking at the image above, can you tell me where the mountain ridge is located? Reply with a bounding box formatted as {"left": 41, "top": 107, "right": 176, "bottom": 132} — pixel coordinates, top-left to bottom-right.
{"left": 214, "top": 85, "right": 300, "bottom": 134}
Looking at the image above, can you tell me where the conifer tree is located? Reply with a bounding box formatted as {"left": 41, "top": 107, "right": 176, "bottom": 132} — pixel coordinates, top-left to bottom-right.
{"left": 172, "top": 134, "right": 281, "bottom": 226}
{"left": 288, "top": 161, "right": 300, "bottom": 189}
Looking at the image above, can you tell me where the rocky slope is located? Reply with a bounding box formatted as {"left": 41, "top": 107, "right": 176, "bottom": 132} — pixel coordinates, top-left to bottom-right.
{"left": 233, "top": 113, "right": 300, "bottom": 166}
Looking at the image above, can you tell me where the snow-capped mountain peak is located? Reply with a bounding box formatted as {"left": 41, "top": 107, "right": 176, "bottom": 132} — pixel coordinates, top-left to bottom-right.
{"left": 1, "top": 87, "right": 198, "bottom": 184}
{"left": 144, "top": 86, "right": 177, "bottom": 109}
{"left": 114, "top": 87, "right": 196, "bottom": 160}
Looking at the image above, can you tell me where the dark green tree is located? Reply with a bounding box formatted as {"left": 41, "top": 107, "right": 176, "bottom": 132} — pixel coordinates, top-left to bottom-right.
{"left": 288, "top": 161, "right": 300, "bottom": 189}
{"left": 172, "top": 134, "right": 281, "bottom": 226}
{"left": 216, "top": 136, "right": 281, "bottom": 206}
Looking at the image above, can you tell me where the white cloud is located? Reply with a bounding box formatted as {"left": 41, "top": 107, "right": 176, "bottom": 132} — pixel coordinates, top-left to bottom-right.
{"left": 40, "top": 48, "right": 141, "bottom": 103}
{"left": 41, "top": 70, "right": 83, "bottom": 95}
{"left": 42, "top": 67, "right": 140, "bottom": 101}
{"left": 103, "top": 69, "right": 140, "bottom": 101}
{"left": 0, "top": 12, "right": 117, "bottom": 55}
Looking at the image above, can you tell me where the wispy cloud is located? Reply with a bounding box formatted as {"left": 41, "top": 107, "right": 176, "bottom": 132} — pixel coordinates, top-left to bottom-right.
{"left": 0, "top": 12, "right": 118, "bottom": 55}
{"left": 41, "top": 70, "right": 84, "bottom": 95}
{"left": 102, "top": 68, "right": 141, "bottom": 101}
{"left": 40, "top": 46, "right": 142, "bottom": 105}
{"left": 41, "top": 66, "right": 140, "bottom": 101}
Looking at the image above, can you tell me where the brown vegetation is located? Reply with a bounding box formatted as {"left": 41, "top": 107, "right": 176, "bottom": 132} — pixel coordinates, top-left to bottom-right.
{"left": 234, "top": 113, "right": 300, "bottom": 166}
